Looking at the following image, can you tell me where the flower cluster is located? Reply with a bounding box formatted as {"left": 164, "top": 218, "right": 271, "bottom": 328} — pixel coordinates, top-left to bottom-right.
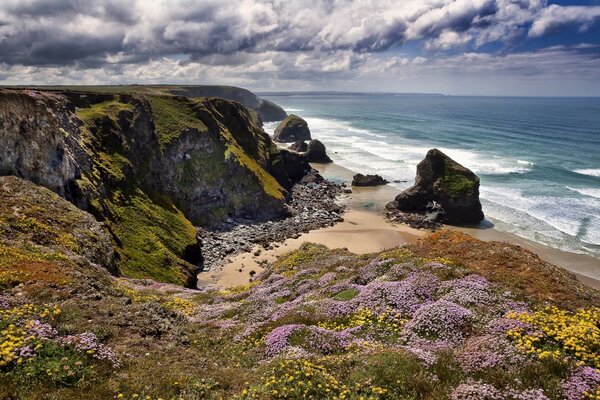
{"left": 561, "top": 366, "right": 600, "bottom": 400}
{"left": 506, "top": 307, "right": 600, "bottom": 368}
{"left": 404, "top": 300, "right": 474, "bottom": 344}
{"left": 62, "top": 333, "right": 119, "bottom": 366}
{"left": 0, "top": 302, "right": 119, "bottom": 373}
{"left": 236, "top": 359, "right": 350, "bottom": 399}
{"left": 456, "top": 334, "right": 526, "bottom": 372}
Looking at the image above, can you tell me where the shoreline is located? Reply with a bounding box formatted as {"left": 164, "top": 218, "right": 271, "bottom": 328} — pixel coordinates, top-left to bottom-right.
{"left": 199, "top": 160, "right": 600, "bottom": 289}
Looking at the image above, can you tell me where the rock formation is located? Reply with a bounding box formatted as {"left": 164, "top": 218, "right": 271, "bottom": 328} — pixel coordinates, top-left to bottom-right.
{"left": 386, "top": 148, "right": 484, "bottom": 225}
{"left": 288, "top": 140, "right": 332, "bottom": 163}
{"left": 305, "top": 140, "right": 332, "bottom": 163}
{"left": 272, "top": 114, "right": 311, "bottom": 143}
{"left": 352, "top": 173, "right": 389, "bottom": 186}
{"left": 0, "top": 88, "right": 309, "bottom": 286}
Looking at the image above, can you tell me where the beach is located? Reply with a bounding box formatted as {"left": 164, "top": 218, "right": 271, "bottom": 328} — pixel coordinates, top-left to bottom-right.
{"left": 199, "top": 161, "right": 600, "bottom": 289}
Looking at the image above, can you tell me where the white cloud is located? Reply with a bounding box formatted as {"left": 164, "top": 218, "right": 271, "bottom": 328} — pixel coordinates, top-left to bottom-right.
{"left": 529, "top": 4, "right": 600, "bottom": 37}
{"left": 0, "top": 1, "right": 599, "bottom": 94}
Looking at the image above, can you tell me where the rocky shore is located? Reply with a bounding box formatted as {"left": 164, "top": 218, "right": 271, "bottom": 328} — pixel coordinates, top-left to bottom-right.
{"left": 200, "top": 170, "right": 344, "bottom": 271}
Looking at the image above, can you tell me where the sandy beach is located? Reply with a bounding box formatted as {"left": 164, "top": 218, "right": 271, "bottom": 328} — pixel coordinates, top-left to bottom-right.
{"left": 199, "top": 161, "right": 600, "bottom": 289}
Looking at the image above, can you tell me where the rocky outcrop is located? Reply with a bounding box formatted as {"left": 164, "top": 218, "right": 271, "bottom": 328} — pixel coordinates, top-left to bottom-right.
{"left": 288, "top": 140, "right": 332, "bottom": 163}
{"left": 289, "top": 140, "right": 308, "bottom": 152}
{"left": 0, "top": 88, "right": 309, "bottom": 287}
{"left": 256, "top": 98, "right": 287, "bottom": 122}
{"left": 273, "top": 114, "right": 311, "bottom": 143}
{"left": 352, "top": 173, "right": 388, "bottom": 186}
{"left": 386, "top": 149, "right": 484, "bottom": 225}
{"left": 305, "top": 140, "right": 332, "bottom": 163}
{"left": 168, "top": 85, "right": 287, "bottom": 123}
{"left": 0, "top": 90, "right": 91, "bottom": 200}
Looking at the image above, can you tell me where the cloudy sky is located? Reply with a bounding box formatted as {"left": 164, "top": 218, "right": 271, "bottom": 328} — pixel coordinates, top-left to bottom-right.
{"left": 1, "top": 0, "right": 600, "bottom": 95}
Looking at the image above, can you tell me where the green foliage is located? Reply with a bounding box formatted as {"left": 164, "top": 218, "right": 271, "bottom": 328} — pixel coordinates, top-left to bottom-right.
{"left": 108, "top": 190, "right": 197, "bottom": 286}
{"left": 438, "top": 159, "right": 477, "bottom": 197}
{"left": 12, "top": 342, "right": 92, "bottom": 388}
{"left": 76, "top": 99, "right": 134, "bottom": 123}
{"left": 146, "top": 95, "right": 208, "bottom": 149}
{"left": 225, "top": 143, "right": 285, "bottom": 200}
{"left": 344, "top": 351, "right": 445, "bottom": 399}
{"left": 332, "top": 288, "right": 359, "bottom": 301}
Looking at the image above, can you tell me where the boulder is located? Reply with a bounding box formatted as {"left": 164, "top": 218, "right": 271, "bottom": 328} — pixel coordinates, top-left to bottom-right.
{"left": 273, "top": 114, "right": 311, "bottom": 143}
{"left": 352, "top": 174, "right": 388, "bottom": 186}
{"left": 305, "top": 140, "right": 332, "bottom": 163}
{"left": 386, "top": 148, "right": 484, "bottom": 225}
{"left": 289, "top": 140, "right": 308, "bottom": 152}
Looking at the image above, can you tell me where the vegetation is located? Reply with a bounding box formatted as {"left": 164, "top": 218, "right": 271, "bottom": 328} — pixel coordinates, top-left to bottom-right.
{"left": 146, "top": 95, "right": 208, "bottom": 149}
{"left": 107, "top": 190, "right": 197, "bottom": 286}
{"left": 68, "top": 91, "right": 287, "bottom": 284}
{"left": 438, "top": 159, "right": 477, "bottom": 197}
{"left": 1, "top": 205, "right": 599, "bottom": 399}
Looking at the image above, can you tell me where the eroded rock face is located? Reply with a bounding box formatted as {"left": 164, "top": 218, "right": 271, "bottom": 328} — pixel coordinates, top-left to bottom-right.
{"left": 386, "top": 149, "right": 484, "bottom": 225}
{"left": 273, "top": 114, "right": 311, "bottom": 143}
{"left": 0, "top": 89, "right": 91, "bottom": 199}
{"left": 352, "top": 173, "right": 388, "bottom": 186}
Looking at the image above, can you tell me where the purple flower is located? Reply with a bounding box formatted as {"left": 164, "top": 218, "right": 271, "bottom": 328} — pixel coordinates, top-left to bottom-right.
{"left": 62, "top": 333, "right": 119, "bottom": 366}
{"left": 265, "top": 324, "right": 303, "bottom": 356}
{"left": 26, "top": 320, "right": 57, "bottom": 340}
{"left": 456, "top": 334, "right": 526, "bottom": 372}
{"left": 451, "top": 381, "right": 503, "bottom": 400}
{"left": 562, "top": 366, "right": 600, "bottom": 400}
{"left": 18, "top": 345, "right": 35, "bottom": 359}
{"left": 318, "top": 272, "right": 337, "bottom": 286}
{"left": 404, "top": 300, "right": 473, "bottom": 344}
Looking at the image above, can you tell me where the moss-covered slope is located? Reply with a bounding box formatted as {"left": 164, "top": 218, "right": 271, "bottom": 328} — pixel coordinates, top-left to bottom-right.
{"left": 0, "top": 88, "right": 297, "bottom": 286}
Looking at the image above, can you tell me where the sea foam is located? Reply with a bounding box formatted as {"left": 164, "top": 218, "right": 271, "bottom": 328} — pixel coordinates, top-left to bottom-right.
{"left": 574, "top": 169, "right": 600, "bottom": 177}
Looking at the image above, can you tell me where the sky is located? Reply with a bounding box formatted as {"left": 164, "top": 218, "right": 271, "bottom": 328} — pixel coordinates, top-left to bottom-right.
{"left": 1, "top": 0, "right": 600, "bottom": 96}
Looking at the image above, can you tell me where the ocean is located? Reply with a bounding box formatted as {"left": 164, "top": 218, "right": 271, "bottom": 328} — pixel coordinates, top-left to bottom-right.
{"left": 261, "top": 93, "right": 600, "bottom": 258}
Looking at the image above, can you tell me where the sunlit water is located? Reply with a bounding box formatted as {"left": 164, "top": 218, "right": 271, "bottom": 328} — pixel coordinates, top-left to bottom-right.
{"left": 261, "top": 93, "right": 600, "bottom": 258}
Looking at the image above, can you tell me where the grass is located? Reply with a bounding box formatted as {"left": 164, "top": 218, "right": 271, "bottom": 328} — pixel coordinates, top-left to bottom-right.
{"left": 438, "top": 158, "right": 477, "bottom": 197}
{"left": 225, "top": 143, "right": 285, "bottom": 200}
{"left": 75, "top": 98, "right": 134, "bottom": 123}
{"left": 108, "top": 189, "right": 197, "bottom": 286}
{"left": 146, "top": 95, "right": 208, "bottom": 149}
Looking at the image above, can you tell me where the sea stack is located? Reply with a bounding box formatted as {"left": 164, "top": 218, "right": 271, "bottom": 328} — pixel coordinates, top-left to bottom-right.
{"left": 386, "top": 148, "right": 484, "bottom": 225}
{"left": 273, "top": 114, "right": 311, "bottom": 143}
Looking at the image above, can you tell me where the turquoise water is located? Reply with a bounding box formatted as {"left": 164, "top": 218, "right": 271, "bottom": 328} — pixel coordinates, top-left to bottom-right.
{"left": 261, "top": 93, "right": 600, "bottom": 258}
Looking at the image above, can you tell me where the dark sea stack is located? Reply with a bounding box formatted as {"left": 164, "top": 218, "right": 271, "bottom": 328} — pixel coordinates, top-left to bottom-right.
{"left": 289, "top": 140, "right": 308, "bottom": 152}
{"left": 386, "top": 148, "right": 484, "bottom": 225}
{"left": 352, "top": 173, "right": 388, "bottom": 186}
{"left": 273, "top": 114, "right": 311, "bottom": 143}
{"left": 305, "top": 140, "right": 332, "bottom": 163}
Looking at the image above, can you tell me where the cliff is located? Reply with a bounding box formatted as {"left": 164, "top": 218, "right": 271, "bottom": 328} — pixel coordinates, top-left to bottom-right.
{"left": 162, "top": 85, "right": 287, "bottom": 123}
{"left": 0, "top": 88, "right": 300, "bottom": 286}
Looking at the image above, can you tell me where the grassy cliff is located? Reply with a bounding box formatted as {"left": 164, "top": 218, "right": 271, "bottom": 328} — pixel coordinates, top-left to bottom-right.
{"left": 0, "top": 88, "right": 291, "bottom": 287}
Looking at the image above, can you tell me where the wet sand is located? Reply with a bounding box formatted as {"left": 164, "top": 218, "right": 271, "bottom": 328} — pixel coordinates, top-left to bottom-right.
{"left": 199, "top": 161, "right": 600, "bottom": 289}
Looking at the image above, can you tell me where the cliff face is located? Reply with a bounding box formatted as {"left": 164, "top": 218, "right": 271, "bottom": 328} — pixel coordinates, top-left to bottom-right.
{"left": 0, "top": 88, "right": 300, "bottom": 286}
